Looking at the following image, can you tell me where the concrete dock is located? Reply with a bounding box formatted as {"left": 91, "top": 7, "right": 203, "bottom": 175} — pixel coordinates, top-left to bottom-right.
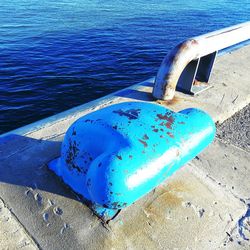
{"left": 0, "top": 45, "right": 250, "bottom": 250}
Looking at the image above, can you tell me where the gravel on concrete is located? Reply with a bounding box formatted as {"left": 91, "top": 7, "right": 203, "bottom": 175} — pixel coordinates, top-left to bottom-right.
{"left": 217, "top": 104, "right": 250, "bottom": 152}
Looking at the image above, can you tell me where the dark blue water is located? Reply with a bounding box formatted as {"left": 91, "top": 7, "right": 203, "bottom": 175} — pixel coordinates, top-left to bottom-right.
{"left": 1, "top": 1, "right": 250, "bottom": 134}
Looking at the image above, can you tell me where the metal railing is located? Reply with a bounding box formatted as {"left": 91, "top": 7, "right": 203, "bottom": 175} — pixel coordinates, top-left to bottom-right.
{"left": 153, "top": 21, "right": 250, "bottom": 100}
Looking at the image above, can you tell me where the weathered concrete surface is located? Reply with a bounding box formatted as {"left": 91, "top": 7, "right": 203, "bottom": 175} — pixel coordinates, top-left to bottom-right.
{"left": 0, "top": 198, "right": 38, "bottom": 250}
{"left": 108, "top": 165, "right": 244, "bottom": 250}
{"left": 0, "top": 45, "right": 249, "bottom": 249}
{"left": 193, "top": 140, "right": 250, "bottom": 249}
{"left": 0, "top": 135, "right": 247, "bottom": 250}
{"left": 194, "top": 140, "right": 250, "bottom": 201}
{"left": 217, "top": 104, "right": 250, "bottom": 152}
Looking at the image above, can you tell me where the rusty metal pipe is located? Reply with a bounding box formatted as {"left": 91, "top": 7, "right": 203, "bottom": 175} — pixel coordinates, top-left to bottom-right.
{"left": 153, "top": 21, "right": 250, "bottom": 100}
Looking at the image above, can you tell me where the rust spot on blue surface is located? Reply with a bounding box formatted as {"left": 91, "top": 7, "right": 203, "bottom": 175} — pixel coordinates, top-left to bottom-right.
{"left": 143, "top": 134, "right": 149, "bottom": 140}
{"left": 87, "top": 178, "right": 91, "bottom": 187}
{"left": 153, "top": 129, "right": 159, "bottom": 133}
{"left": 112, "top": 202, "right": 119, "bottom": 207}
{"left": 113, "top": 109, "right": 141, "bottom": 120}
{"left": 157, "top": 113, "right": 174, "bottom": 127}
{"left": 116, "top": 155, "right": 122, "bottom": 160}
{"left": 138, "top": 139, "right": 148, "bottom": 148}
{"left": 84, "top": 119, "right": 93, "bottom": 123}
{"left": 166, "top": 122, "right": 172, "bottom": 129}
{"left": 157, "top": 112, "right": 171, "bottom": 121}
{"left": 158, "top": 116, "right": 174, "bottom": 129}
{"left": 110, "top": 201, "right": 128, "bottom": 209}
{"left": 178, "top": 121, "right": 185, "bottom": 125}
{"left": 65, "top": 139, "right": 82, "bottom": 173}
{"left": 167, "top": 132, "right": 174, "bottom": 138}
{"left": 71, "top": 163, "right": 82, "bottom": 173}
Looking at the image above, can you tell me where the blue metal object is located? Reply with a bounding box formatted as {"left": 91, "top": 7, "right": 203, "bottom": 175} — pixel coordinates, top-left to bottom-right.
{"left": 48, "top": 102, "right": 215, "bottom": 221}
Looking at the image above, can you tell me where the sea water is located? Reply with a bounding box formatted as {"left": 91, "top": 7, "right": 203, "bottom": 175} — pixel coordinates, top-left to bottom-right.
{"left": 0, "top": 0, "right": 249, "bottom": 133}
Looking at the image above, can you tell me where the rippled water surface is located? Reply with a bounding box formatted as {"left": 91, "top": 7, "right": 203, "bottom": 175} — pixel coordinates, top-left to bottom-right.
{"left": 1, "top": 0, "right": 249, "bottom": 133}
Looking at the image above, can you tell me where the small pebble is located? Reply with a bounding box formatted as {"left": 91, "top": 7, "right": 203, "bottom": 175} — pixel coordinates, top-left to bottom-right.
{"left": 43, "top": 212, "right": 49, "bottom": 222}
{"left": 25, "top": 187, "right": 33, "bottom": 196}
{"left": 34, "top": 193, "right": 43, "bottom": 205}
{"left": 53, "top": 207, "right": 63, "bottom": 216}
{"left": 197, "top": 208, "right": 205, "bottom": 218}
{"left": 182, "top": 201, "right": 192, "bottom": 208}
{"left": 48, "top": 199, "right": 54, "bottom": 206}
{"left": 60, "top": 223, "right": 69, "bottom": 234}
{"left": 25, "top": 189, "right": 31, "bottom": 196}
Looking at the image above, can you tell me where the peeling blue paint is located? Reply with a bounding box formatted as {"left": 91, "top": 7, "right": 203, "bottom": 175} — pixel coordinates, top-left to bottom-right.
{"left": 49, "top": 102, "right": 215, "bottom": 220}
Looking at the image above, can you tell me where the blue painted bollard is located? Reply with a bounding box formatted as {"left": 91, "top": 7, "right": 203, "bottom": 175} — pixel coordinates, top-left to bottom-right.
{"left": 49, "top": 102, "right": 215, "bottom": 221}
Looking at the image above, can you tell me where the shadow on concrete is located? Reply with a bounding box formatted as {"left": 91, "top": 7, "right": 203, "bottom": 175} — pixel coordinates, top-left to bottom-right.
{"left": 0, "top": 134, "right": 79, "bottom": 201}
{"left": 115, "top": 88, "right": 154, "bottom": 102}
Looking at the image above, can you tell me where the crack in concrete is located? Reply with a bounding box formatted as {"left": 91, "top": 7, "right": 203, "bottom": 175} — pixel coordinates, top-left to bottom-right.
{"left": 216, "top": 137, "right": 250, "bottom": 155}
{"left": 203, "top": 173, "right": 250, "bottom": 244}
{"left": 189, "top": 161, "right": 250, "bottom": 246}
{"left": 238, "top": 202, "right": 250, "bottom": 241}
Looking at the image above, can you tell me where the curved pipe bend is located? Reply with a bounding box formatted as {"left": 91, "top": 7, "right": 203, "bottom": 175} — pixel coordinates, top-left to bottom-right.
{"left": 152, "top": 39, "right": 200, "bottom": 101}
{"left": 153, "top": 21, "right": 250, "bottom": 101}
